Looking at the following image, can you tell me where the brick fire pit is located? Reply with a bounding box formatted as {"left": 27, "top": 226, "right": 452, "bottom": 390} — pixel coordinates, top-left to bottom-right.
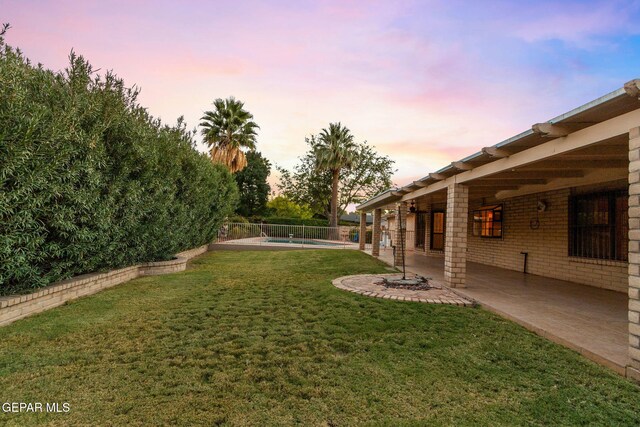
{"left": 332, "top": 274, "right": 475, "bottom": 306}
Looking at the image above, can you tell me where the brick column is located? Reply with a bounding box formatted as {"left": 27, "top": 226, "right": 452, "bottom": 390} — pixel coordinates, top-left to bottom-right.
{"left": 628, "top": 126, "right": 640, "bottom": 381}
{"left": 372, "top": 208, "right": 382, "bottom": 256}
{"left": 444, "top": 183, "right": 468, "bottom": 288}
{"left": 394, "top": 202, "right": 407, "bottom": 267}
{"left": 358, "top": 212, "right": 367, "bottom": 250}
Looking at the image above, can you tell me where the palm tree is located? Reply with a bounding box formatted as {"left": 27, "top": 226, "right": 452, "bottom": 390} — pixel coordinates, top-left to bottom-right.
{"left": 313, "top": 122, "right": 357, "bottom": 229}
{"left": 200, "top": 97, "right": 259, "bottom": 173}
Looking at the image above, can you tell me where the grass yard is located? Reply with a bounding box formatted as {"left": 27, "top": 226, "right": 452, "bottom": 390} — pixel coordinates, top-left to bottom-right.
{"left": 1, "top": 249, "right": 639, "bottom": 426}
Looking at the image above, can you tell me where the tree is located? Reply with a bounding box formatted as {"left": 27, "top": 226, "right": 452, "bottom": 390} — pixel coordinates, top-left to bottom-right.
{"left": 277, "top": 137, "right": 333, "bottom": 217}
{"left": 267, "top": 196, "right": 314, "bottom": 219}
{"left": 199, "top": 97, "right": 259, "bottom": 173}
{"left": 277, "top": 138, "right": 395, "bottom": 220}
{"left": 234, "top": 151, "right": 271, "bottom": 217}
{"left": 313, "top": 123, "right": 358, "bottom": 228}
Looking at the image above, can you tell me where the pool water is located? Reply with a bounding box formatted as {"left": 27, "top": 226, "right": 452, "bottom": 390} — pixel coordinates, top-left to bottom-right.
{"left": 264, "top": 238, "right": 344, "bottom": 246}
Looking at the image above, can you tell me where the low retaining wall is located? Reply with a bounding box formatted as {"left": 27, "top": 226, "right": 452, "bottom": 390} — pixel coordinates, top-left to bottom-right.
{"left": 0, "top": 244, "right": 211, "bottom": 327}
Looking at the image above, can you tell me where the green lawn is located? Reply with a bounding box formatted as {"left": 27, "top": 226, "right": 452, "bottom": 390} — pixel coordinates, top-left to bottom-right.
{"left": 1, "top": 249, "right": 639, "bottom": 426}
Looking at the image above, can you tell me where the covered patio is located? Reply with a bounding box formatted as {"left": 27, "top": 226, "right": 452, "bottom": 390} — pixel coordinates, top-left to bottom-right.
{"left": 370, "top": 248, "right": 628, "bottom": 373}
{"left": 356, "top": 79, "right": 640, "bottom": 379}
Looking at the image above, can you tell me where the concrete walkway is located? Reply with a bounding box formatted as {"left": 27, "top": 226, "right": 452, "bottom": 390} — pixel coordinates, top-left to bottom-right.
{"left": 369, "top": 249, "right": 628, "bottom": 374}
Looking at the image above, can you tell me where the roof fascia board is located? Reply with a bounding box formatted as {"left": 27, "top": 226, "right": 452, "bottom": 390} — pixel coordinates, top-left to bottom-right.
{"left": 400, "top": 108, "right": 640, "bottom": 202}
{"left": 357, "top": 82, "right": 636, "bottom": 210}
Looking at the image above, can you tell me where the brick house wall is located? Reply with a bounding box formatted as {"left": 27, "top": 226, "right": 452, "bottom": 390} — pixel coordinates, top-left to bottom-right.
{"left": 390, "top": 212, "right": 446, "bottom": 256}
{"left": 467, "top": 183, "right": 628, "bottom": 293}
{"left": 386, "top": 214, "right": 416, "bottom": 251}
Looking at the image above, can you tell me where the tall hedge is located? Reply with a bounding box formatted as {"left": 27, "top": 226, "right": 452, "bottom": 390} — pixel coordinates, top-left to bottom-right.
{"left": 0, "top": 37, "right": 238, "bottom": 295}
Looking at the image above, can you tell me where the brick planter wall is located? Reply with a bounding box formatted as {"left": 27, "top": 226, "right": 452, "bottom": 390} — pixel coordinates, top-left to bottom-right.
{"left": 0, "top": 244, "right": 210, "bottom": 327}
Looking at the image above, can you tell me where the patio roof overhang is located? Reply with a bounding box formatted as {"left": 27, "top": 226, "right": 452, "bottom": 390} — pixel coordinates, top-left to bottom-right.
{"left": 357, "top": 79, "right": 640, "bottom": 211}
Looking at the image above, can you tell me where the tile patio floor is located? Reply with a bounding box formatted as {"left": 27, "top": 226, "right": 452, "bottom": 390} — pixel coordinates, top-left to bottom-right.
{"left": 368, "top": 248, "right": 628, "bottom": 374}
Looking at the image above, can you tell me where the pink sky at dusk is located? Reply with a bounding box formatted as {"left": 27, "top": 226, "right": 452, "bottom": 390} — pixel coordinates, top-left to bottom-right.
{"left": 2, "top": 0, "right": 640, "bottom": 190}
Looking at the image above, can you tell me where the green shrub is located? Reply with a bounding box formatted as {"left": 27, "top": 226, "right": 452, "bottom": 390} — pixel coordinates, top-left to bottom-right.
{"left": 0, "top": 37, "right": 238, "bottom": 295}
{"left": 227, "top": 215, "right": 249, "bottom": 223}
{"left": 266, "top": 196, "right": 313, "bottom": 219}
{"left": 257, "top": 217, "right": 358, "bottom": 227}
{"left": 261, "top": 217, "right": 330, "bottom": 227}
{"left": 226, "top": 223, "right": 262, "bottom": 239}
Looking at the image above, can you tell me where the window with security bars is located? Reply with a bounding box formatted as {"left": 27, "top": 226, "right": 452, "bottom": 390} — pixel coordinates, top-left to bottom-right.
{"left": 472, "top": 205, "right": 503, "bottom": 238}
{"left": 569, "top": 191, "right": 628, "bottom": 261}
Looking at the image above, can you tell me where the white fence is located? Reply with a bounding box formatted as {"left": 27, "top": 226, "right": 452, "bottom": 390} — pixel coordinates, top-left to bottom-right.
{"left": 216, "top": 222, "right": 428, "bottom": 253}
{"left": 216, "top": 222, "right": 376, "bottom": 249}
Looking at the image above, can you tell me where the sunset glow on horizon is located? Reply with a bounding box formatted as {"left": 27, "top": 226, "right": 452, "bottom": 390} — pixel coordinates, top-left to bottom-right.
{"left": 3, "top": 0, "right": 640, "bottom": 188}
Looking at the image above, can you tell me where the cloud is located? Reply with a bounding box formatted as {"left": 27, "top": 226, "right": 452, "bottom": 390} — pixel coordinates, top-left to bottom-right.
{"left": 509, "top": 0, "right": 640, "bottom": 47}
{"left": 2, "top": 0, "right": 639, "bottom": 192}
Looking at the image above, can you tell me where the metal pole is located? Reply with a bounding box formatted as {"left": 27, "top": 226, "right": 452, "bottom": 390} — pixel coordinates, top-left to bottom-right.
{"left": 401, "top": 212, "right": 407, "bottom": 279}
